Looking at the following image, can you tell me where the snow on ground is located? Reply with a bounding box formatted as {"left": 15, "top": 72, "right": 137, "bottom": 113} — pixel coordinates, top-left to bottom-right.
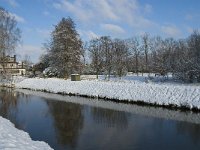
{"left": 12, "top": 76, "right": 27, "bottom": 83}
{"left": 16, "top": 77, "right": 200, "bottom": 110}
{"left": 81, "top": 73, "right": 181, "bottom": 84}
{"left": 0, "top": 76, "right": 27, "bottom": 87}
{"left": 81, "top": 74, "right": 152, "bottom": 82}
{"left": 0, "top": 116, "right": 53, "bottom": 150}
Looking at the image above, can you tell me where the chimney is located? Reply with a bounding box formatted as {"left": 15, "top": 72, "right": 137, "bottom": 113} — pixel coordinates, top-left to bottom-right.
{"left": 14, "top": 55, "right": 16, "bottom": 62}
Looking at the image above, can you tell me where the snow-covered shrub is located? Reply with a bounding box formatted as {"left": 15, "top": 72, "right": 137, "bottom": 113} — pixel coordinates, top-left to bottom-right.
{"left": 43, "top": 67, "right": 60, "bottom": 78}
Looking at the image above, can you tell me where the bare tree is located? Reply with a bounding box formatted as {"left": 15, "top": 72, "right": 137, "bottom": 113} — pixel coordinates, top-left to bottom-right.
{"left": 88, "top": 38, "right": 103, "bottom": 79}
{"left": 184, "top": 30, "right": 200, "bottom": 82}
{"left": 81, "top": 42, "right": 87, "bottom": 65}
{"left": 150, "top": 36, "right": 164, "bottom": 74}
{"left": 100, "top": 36, "right": 113, "bottom": 80}
{"left": 141, "top": 33, "right": 150, "bottom": 73}
{"left": 22, "top": 54, "right": 32, "bottom": 71}
{"left": 113, "top": 39, "right": 129, "bottom": 77}
{"left": 127, "top": 37, "right": 140, "bottom": 76}
{"left": 0, "top": 7, "right": 21, "bottom": 76}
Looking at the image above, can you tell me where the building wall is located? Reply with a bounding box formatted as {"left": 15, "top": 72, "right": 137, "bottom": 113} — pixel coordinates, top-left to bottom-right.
{"left": 0, "top": 55, "right": 26, "bottom": 75}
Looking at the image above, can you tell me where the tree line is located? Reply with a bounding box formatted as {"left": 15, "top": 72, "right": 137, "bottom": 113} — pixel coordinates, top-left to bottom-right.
{"left": 38, "top": 17, "right": 200, "bottom": 82}
{"left": 1, "top": 6, "right": 199, "bottom": 83}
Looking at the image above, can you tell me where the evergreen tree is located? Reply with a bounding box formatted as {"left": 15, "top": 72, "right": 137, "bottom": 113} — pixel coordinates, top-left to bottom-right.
{"left": 46, "top": 17, "right": 82, "bottom": 78}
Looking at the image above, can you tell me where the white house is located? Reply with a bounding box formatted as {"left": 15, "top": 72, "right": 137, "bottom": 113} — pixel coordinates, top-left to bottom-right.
{"left": 0, "top": 55, "right": 26, "bottom": 75}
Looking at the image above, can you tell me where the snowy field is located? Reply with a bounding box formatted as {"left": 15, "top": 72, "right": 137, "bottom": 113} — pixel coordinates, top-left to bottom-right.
{"left": 0, "top": 116, "right": 52, "bottom": 150}
{"left": 15, "top": 74, "right": 200, "bottom": 110}
{"left": 81, "top": 73, "right": 184, "bottom": 84}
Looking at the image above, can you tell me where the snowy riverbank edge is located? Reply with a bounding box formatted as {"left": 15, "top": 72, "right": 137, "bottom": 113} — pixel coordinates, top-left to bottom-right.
{"left": 0, "top": 116, "right": 53, "bottom": 150}
{"left": 16, "top": 78, "right": 200, "bottom": 111}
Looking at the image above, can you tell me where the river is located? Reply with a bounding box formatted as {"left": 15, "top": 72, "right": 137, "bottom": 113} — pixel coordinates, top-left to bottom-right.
{"left": 0, "top": 88, "right": 200, "bottom": 150}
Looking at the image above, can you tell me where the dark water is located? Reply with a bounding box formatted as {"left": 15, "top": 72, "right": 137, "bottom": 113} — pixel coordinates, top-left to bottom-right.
{"left": 0, "top": 88, "right": 200, "bottom": 150}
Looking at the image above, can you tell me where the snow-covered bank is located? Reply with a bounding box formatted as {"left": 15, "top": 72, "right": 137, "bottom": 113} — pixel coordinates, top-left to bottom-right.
{"left": 16, "top": 78, "right": 200, "bottom": 110}
{"left": 0, "top": 76, "right": 27, "bottom": 88}
{"left": 0, "top": 116, "right": 53, "bottom": 150}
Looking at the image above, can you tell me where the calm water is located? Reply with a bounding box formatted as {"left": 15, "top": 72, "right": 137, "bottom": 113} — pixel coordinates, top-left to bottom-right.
{"left": 0, "top": 88, "right": 200, "bottom": 150}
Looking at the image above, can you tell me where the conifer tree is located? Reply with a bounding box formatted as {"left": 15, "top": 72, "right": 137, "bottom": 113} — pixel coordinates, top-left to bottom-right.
{"left": 47, "top": 17, "right": 82, "bottom": 78}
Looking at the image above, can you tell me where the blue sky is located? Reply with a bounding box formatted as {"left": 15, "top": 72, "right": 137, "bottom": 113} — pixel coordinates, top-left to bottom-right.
{"left": 0, "top": 0, "right": 200, "bottom": 63}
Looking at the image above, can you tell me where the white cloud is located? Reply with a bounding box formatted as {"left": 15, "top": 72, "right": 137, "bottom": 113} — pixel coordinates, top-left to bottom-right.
{"left": 93, "top": 0, "right": 119, "bottom": 21}
{"left": 9, "top": 13, "right": 25, "bottom": 23}
{"left": 78, "top": 30, "right": 98, "bottom": 40}
{"left": 85, "top": 31, "right": 99, "bottom": 40}
{"left": 53, "top": 0, "right": 188, "bottom": 39}
{"left": 53, "top": 0, "right": 155, "bottom": 28}
{"left": 161, "top": 25, "right": 181, "bottom": 37}
{"left": 101, "top": 24, "right": 125, "bottom": 34}
{"left": 53, "top": 0, "right": 92, "bottom": 22}
{"left": 53, "top": 0, "right": 120, "bottom": 22}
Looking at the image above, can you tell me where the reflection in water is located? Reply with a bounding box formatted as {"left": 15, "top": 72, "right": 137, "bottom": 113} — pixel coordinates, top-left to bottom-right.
{"left": 0, "top": 88, "right": 17, "bottom": 116}
{"left": 17, "top": 89, "right": 200, "bottom": 124}
{"left": 0, "top": 88, "right": 200, "bottom": 150}
{"left": 176, "top": 122, "right": 200, "bottom": 144}
{"left": 92, "top": 107, "right": 128, "bottom": 129}
{"left": 46, "top": 100, "right": 83, "bottom": 148}
{"left": 0, "top": 88, "right": 19, "bottom": 127}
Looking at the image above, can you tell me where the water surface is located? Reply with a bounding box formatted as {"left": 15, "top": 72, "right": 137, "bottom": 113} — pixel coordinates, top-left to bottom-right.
{"left": 0, "top": 88, "right": 200, "bottom": 150}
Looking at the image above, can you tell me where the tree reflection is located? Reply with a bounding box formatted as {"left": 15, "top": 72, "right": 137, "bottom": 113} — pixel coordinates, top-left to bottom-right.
{"left": 0, "top": 88, "right": 18, "bottom": 118}
{"left": 46, "top": 100, "right": 84, "bottom": 149}
{"left": 176, "top": 121, "right": 200, "bottom": 144}
{"left": 91, "top": 107, "right": 128, "bottom": 129}
{"left": 0, "top": 88, "right": 27, "bottom": 130}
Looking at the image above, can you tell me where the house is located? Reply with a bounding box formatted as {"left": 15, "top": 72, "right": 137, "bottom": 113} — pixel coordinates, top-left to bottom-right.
{"left": 0, "top": 55, "right": 26, "bottom": 76}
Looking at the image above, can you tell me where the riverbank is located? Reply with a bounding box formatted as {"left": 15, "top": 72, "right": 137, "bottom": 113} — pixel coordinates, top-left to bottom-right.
{"left": 0, "top": 76, "right": 26, "bottom": 88}
{"left": 0, "top": 77, "right": 52, "bottom": 149}
{"left": 15, "top": 77, "right": 200, "bottom": 111}
{"left": 0, "top": 116, "right": 52, "bottom": 150}
{"left": 17, "top": 89, "right": 200, "bottom": 124}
